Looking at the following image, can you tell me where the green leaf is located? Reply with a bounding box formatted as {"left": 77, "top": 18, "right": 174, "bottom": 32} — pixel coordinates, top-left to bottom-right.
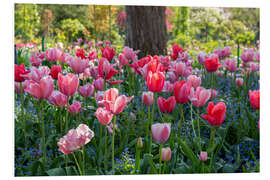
{"left": 47, "top": 168, "right": 66, "bottom": 176}
{"left": 143, "top": 153, "right": 157, "bottom": 174}
{"left": 178, "top": 139, "right": 199, "bottom": 167}
{"left": 65, "top": 166, "right": 77, "bottom": 176}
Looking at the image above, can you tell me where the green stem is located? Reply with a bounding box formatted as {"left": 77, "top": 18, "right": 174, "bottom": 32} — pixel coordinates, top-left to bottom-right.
{"left": 178, "top": 104, "right": 183, "bottom": 137}
{"left": 82, "top": 146, "right": 85, "bottom": 175}
{"left": 196, "top": 109, "right": 202, "bottom": 152}
{"left": 162, "top": 161, "right": 167, "bottom": 174}
{"left": 150, "top": 93, "right": 157, "bottom": 154}
{"left": 146, "top": 106, "right": 151, "bottom": 153}
{"left": 20, "top": 83, "right": 26, "bottom": 144}
{"left": 135, "top": 145, "right": 141, "bottom": 174}
{"left": 208, "top": 126, "right": 216, "bottom": 172}
{"left": 72, "top": 152, "right": 83, "bottom": 175}
{"left": 190, "top": 103, "right": 196, "bottom": 138}
{"left": 41, "top": 100, "right": 47, "bottom": 169}
{"left": 65, "top": 96, "right": 69, "bottom": 132}
{"left": 112, "top": 115, "right": 117, "bottom": 173}
{"left": 159, "top": 144, "right": 163, "bottom": 174}
{"left": 104, "top": 126, "right": 108, "bottom": 171}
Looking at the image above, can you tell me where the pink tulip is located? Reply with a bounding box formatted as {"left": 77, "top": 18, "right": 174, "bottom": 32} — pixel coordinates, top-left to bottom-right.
{"left": 58, "top": 73, "right": 79, "bottom": 96}
{"left": 236, "top": 78, "right": 244, "bottom": 87}
{"left": 198, "top": 52, "right": 207, "bottom": 65}
{"left": 98, "top": 58, "right": 111, "bottom": 77}
{"left": 224, "top": 59, "right": 237, "bottom": 72}
{"left": 106, "top": 123, "right": 118, "bottom": 134}
{"left": 159, "top": 56, "right": 171, "bottom": 67}
{"left": 163, "top": 81, "right": 174, "bottom": 93}
{"left": 174, "top": 62, "right": 186, "bottom": 77}
{"left": 199, "top": 151, "right": 208, "bottom": 162}
{"left": 119, "top": 53, "right": 129, "bottom": 66}
{"left": 30, "top": 51, "right": 43, "bottom": 67}
{"left": 15, "top": 81, "right": 28, "bottom": 94}
{"left": 46, "top": 47, "right": 63, "bottom": 62}
{"left": 48, "top": 90, "right": 67, "bottom": 107}
{"left": 79, "top": 83, "right": 94, "bottom": 97}
{"left": 68, "top": 101, "right": 82, "bottom": 114}
{"left": 25, "top": 76, "right": 54, "bottom": 99}
{"left": 151, "top": 123, "right": 171, "bottom": 143}
{"left": 173, "top": 80, "right": 192, "bottom": 104}
{"left": 161, "top": 147, "right": 172, "bottom": 162}
{"left": 95, "top": 107, "right": 114, "bottom": 125}
{"left": 187, "top": 75, "right": 201, "bottom": 89}
{"left": 249, "top": 62, "right": 259, "bottom": 73}
{"left": 189, "top": 87, "right": 211, "bottom": 107}
{"left": 142, "top": 91, "right": 154, "bottom": 105}
{"left": 255, "top": 52, "right": 260, "bottom": 62}
{"left": 241, "top": 48, "right": 254, "bottom": 63}
{"left": 158, "top": 96, "right": 176, "bottom": 113}
{"left": 58, "top": 124, "right": 94, "bottom": 154}
{"left": 93, "top": 77, "right": 104, "bottom": 91}
{"left": 167, "top": 71, "right": 177, "bottom": 83}
{"left": 99, "top": 88, "right": 134, "bottom": 114}
{"left": 69, "top": 56, "right": 88, "bottom": 74}
{"left": 210, "top": 89, "right": 218, "bottom": 99}
{"left": 122, "top": 46, "right": 139, "bottom": 61}
{"left": 95, "top": 91, "right": 105, "bottom": 106}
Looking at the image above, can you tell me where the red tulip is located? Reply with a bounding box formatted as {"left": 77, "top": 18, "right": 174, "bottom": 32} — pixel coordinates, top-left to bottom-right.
{"left": 173, "top": 80, "right": 192, "bottom": 104}
{"left": 75, "top": 48, "right": 87, "bottom": 59}
{"left": 101, "top": 46, "right": 115, "bottom": 61}
{"left": 50, "top": 65, "right": 62, "bottom": 80}
{"left": 204, "top": 55, "right": 221, "bottom": 72}
{"left": 95, "top": 107, "right": 114, "bottom": 125}
{"left": 48, "top": 90, "right": 67, "bottom": 107}
{"left": 25, "top": 76, "right": 54, "bottom": 99}
{"left": 158, "top": 96, "right": 176, "bottom": 113}
{"left": 202, "top": 102, "right": 226, "bottom": 126}
{"left": 15, "top": 64, "right": 30, "bottom": 82}
{"left": 151, "top": 123, "right": 171, "bottom": 143}
{"left": 146, "top": 71, "right": 165, "bottom": 92}
{"left": 249, "top": 90, "right": 260, "bottom": 110}
{"left": 171, "top": 44, "right": 184, "bottom": 60}
{"left": 68, "top": 101, "right": 82, "bottom": 114}
{"left": 142, "top": 91, "right": 154, "bottom": 105}
{"left": 58, "top": 73, "right": 79, "bottom": 96}
{"left": 79, "top": 83, "right": 94, "bottom": 97}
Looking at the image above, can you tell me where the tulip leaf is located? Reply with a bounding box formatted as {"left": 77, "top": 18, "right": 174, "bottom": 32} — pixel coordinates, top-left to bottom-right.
{"left": 47, "top": 167, "right": 66, "bottom": 176}
{"left": 143, "top": 153, "right": 157, "bottom": 174}
{"left": 178, "top": 139, "right": 199, "bottom": 167}
{"left": 65, "top": 166, "right": 77, "bottom": 176}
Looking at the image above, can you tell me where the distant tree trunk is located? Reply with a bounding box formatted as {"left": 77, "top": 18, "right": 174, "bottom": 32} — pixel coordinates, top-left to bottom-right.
{"left": 125, "top": 6, "right": 167, "bottom": 58}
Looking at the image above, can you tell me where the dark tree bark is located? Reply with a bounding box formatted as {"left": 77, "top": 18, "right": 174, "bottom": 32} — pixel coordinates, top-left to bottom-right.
{"left": 125, "top": 6, "right": 167, "bottom": 58}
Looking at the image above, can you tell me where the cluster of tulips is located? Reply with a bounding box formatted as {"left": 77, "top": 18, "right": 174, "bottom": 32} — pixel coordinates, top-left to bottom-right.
{"left": 14, "top": 40, "right": 260, "bottom": 175}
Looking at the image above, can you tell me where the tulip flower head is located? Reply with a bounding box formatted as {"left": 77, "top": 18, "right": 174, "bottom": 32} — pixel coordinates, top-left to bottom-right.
{"left": 204, "top": 54, "right": 221, "bottom": 72}
{"left": 202, "top": 102, "right": 226, "bottom": 126}
{"left": 142, "top": 91, "right": 154, "bottom": 105}
{"left": 249, "top": 90, "right": 260, "bottom": 110}
{"left": 68, "top": 101, "right": 82, "bottom": 114}
{"left": 50, "top": 65, "right": 62, "bottom": 80}
{"left": 25, "top": 76, "right": 54, "bottom": 99}
{"left": 95, "top": 107, "right": 114, "bottom": 125}
{"left": 158, "top": 96, "right": 176, "bottom": 113}
{"left": 151, "top": 123, "right": 171, "bottom": 143}
{"left": 173, "top": 80, "right": 192, "bottom": 104}
{"left": 15, "top": 64, "right": 30, "bottom": 82}
{"left": 161, "top": 147, "right": 172, "bottom": 162}
{"left": 58, "top": 73, "right": 79, "bottom": 96}
{"left": 199, "top": 151, "right": 208, "bottom": 162}
{"left": 48, "top": 90, "right": 67, "bottom": 107}
{"left": 79, "top": 83, "right": 94, "bottom": 97}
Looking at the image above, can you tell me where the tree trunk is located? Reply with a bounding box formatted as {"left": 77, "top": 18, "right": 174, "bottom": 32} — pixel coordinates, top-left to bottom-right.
{"left": 125, "top": 6, "right": 167, "bottom": 58}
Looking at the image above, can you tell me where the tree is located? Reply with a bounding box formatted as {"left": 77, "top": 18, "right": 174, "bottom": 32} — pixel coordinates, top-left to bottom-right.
{"left": 125, "top": 6, "right": 167, "bottom": 58}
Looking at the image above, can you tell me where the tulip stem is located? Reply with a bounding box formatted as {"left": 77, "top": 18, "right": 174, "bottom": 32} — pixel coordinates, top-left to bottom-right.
{"left": 112, "top": 115, "right": 117, "bottom": 174}
{"left": 146, "top": 105, "right": 151, "bottom": 153}
{"left": 159, "top": 144, "right": 163, "bottom": 174}
{"left": 208, "top": 126, "right": 216, "bottom": 172}
{"left": 196, "top": 108, "right": 202, "bottom": 152}
{"left": 178, "top": 104, "right": 183, "bottom": 137}
{"left": 162, "top": 161, "right": 167, "bottom": 174}
{"left": 82, "top": 146, "right": 85, "bottom": 175}
{"left": 104, "top": 126, "right": 108, "bottom": 171}
{"left": 98, "top": 123, "right": 103, "bottom": 166}
{"left": 40, "top": 100, "right": 47, "bottom": 169}
{"left": 72, "top": 152, "right": 82, "bottom": 175}
{"left": 65, "top": 96, "right": 69, "bottom": 132}
{"left": 190, "top": 102, "right": 197, "bottom": 139}
{"left": 20, "top": 82, "right": 26, "bottom": 144}
{"left": 135, "top": 143, "right": 141, "bottom": 174}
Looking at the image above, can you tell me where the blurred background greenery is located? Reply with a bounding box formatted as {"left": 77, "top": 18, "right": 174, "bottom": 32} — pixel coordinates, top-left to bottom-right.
{"left": 14, "top": 4, "right": 259, "bottom": 50}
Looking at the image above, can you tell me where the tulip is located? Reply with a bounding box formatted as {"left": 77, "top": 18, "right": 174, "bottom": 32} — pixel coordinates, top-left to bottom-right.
{"left": 15, "top": 81, "right": 28, "bottom": 94}
{"left": 198, "top": 52, "right": 207, "bottom": 65}
{"left": 101, "top": 46, "right": 115, "bottom": 61}
{"left": 204, "top": 54, "right": 221, "bottom": 72}
{"left": 174, "top": 62, "right": 186, "bottom": 77}
{"left": 69, "top": 57, "right": 88, "bottom": 74}
{"left": 158, "top": 96, "right": 176, "bottom": 113}
{"left": 68, "top": 101, "right": 82, "bottom": 114}
{"left": 25, "top": 76, "right": 54, "bottom": 99}
{"left": 106, "top": 122, "right": 118, "bottom": 134}
{"left": 122, "top": 46, "right": 139, "bottom": 61}
{"left": 241, "top": 48, "right": 254, "bottom": 63}
{"left": 75, "top": 48, "right": 86, "bottom": 59}
{"left": 93, "top": 77, "right": 104, "bottom": 91}
{"left": 189, "top": 87, "right": 211, "bottom": 107}
{"left": 142, "top": 91, "right": 154, "bottom": 105}
{"left": 173, "top": 80, "right": 192, "bottom": 104}
{"left": 151, "top": 123, "right": 171, "bottom": 143}
{"left": 98, "top": 58, "right": 111, "bottom": 77}
{"left": 255, "top": 52, "right": 260, "bottom": 62}
{"left": 202, "top": 102, "right": 226, "bottom": 126}
{"left": 48, "top": 90, "right": 67, "bottom": 107}
{"left": 58, "top": 124, "right": 94, "bottom": 154}
{"left": 171, "top": 44, "right": 184, "bottom": 60}
{"left": 119, "top": 53, "right": 129, "bottom": 66}
{"left": 249, "top": 90, "right": 260, "bottom": 110}
{"left": 30, "top": 51, "right": 43, "bottom": 67}
{"left": 79, "top": 83, "right": 94, "bottom": 97}
{"left": 210, "top": 89, "right": 218, "bottom": 99}
{"left": 235, "top": 78, "right": 244, "bottom": 87}
{"left": 95, "top": 91, "right": 105, "bottom": 106}
{"left": 58, "top": 73, "right": 79, "bottom": 96}
{"left": 46, "top": 47, "right": 63, "bottom": 62}
{"left": 162, "top": 81, "right": 174, "bottom": 93}
{"left": 187, "top": 75, "right": 201, "bottom": 89}
{"left": 137, "top": 137, "right": 143, "bottom": 148}
{"left": 147, "top": 71, "right": 165, "bottom": 92}
{"left": 50, "top": 65, "right": 62, "bottom": 80}
{"left": 95, "top": 107, "right": 114, "bottom": 125}
{"left": 224, "top": 59, "right": 237, "bottom": 72}
{"left": 15, "top": 64, "right": 30, "bottom": 82}
{"left": 161, "top": 147, "right": 172, "bottom": 162}
{"left": 167, "top": 71, "right": 177, "bottom": 83}
{"left": 199, "top": 151, "right": 208, "bottom": 162}
{"left": 159, "top": 56, "right": 170, "bottom": 67}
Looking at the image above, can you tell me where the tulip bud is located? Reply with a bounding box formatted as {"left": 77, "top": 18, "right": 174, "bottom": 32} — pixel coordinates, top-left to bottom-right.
{"left": 161, "top": 147, "right": 171, "bottom": 162}
{"left": 142, "top": 91, "right": 154, "bottom": 105}
{"left": 199, "top": 151, "right": 208, "bottom": 162}
{"left": 137, "top": 137, "right": 143, "bottom": 148}
{"left": 236, "top": 78, "right": 244, "bottom": 87}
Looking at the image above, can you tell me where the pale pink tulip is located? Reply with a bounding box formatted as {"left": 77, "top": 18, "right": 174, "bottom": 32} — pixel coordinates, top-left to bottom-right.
{"left": 68, "top": 101, "right": 82, "bottom": 114}
{"left": 161, "top": 147, "right": 172, "bottom": 162}
{"left": 199, "top": 151, "right": 208, "bottom": 162}
{"left": 236, "top": 78, "right": 244, "bottom": 87}
{"left": 224, "top": 59, "right": 237, "bottom": 72}
{"left": 151, "top": 123, "right": 171, "bottom": 143}
{"left": 95, "top": 107, "right": 114, "bottom": 125}
{"left": 187, "top": 75, "right": 201, "bottom": 89}
{"left": 58, "top": 73, "right": 79, "bottom": 96}
{"left": 69, "top": 57, "right": 88, "bottom": 74}
{"left": 142, "top": 91, "right": 154, "bottom": 105}
{"left": 189, "top": 87, "right": 211, "bottom": 107}
{"left": 46, "top": 47, "right": 63, "bottom": 62}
